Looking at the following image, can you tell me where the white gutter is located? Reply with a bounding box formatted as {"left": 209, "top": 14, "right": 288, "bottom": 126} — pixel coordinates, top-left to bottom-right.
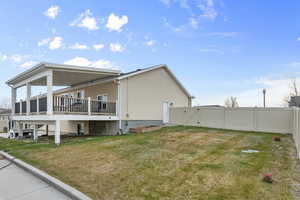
{"left": 117, "top": 80, "right": 122, "bottom": 134}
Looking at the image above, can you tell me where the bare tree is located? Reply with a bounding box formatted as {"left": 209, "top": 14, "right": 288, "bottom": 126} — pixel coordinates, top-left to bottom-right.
{"left": 283, "top": 79, "right": 299, "bottom": 106}
{"left": 224, "top": 96, "right": 239, "bottom": 108}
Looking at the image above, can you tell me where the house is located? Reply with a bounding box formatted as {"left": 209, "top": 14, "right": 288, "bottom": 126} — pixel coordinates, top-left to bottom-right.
{"left": 0, "top": 108, "right": 11, "bottom": 133}
{"left": 6, "top": 62, "right": 193, "bottom": 144}
{"left": 289, "top": 96, "right": 300, "bottom": 107}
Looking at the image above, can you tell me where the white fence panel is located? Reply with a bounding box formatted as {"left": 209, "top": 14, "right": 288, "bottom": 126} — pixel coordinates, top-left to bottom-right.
{"left": 256, "top": 108, "right": 293, "bottom": 133}
{"left": 198, "top": 107, "right": 225, "bottom": 129}
{"left": 170, "top": 107, "right": 293, "bottom": 134}
{"left": 225, "top": 108, "right": 254, "bottom": 131}
{"left": 170, "top": 106, "right": 300, "bottom": 159}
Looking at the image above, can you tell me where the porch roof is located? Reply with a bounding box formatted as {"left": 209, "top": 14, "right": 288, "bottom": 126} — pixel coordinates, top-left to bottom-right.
{"left": 6, "top": 62, "right": 121, "bottom": 87}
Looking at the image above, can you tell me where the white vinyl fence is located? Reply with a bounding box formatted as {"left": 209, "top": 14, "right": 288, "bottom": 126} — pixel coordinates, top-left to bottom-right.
{"left": 170, "top": 106, "right": 300, "bottom": 158}
{"left": 293, "top": 108, "right": 300, "bottom": 159}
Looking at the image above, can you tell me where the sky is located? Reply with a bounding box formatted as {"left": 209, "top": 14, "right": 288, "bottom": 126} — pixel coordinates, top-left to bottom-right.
{"left": 1, "top": 0, "right": 300, "bottom": 107}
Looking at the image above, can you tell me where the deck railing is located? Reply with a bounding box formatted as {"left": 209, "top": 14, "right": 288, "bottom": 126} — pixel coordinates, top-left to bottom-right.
{"left": 14, "top": 96, "right": 116, "bottom": 116}
{"left": 53, "top": 96, "right": 89, "bottom": 113}
{"left": 91, "top": 99, "right": 116, "bottom": 114}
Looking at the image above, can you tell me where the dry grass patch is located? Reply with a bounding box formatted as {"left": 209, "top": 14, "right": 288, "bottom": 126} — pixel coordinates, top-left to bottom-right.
{"left": 0, "top": 126, "right": 297, "bottom": 200}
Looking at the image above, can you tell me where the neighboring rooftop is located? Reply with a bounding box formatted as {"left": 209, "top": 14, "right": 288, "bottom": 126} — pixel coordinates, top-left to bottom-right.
{"left": 0, "top": 108, "right": 11, "bottom": 115}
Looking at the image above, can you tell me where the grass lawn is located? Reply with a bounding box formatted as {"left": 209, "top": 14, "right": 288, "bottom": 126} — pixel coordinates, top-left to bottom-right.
{"left": 0, "top": 126, "right": 298, "bottom": 200}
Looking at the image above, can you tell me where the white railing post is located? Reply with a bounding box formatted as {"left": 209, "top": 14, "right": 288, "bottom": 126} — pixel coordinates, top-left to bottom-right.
{"left": 88, "top": 97, "right": 91, "bottom": 116}
{"left": 37, "top": 96, "right": 40, "bottom": 114}
{"left": 20, "top": 100, "right": 22, "bottom": 115}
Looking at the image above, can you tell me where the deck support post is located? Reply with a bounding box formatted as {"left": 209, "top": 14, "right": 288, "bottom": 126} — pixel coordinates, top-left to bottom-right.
{"left": 18, "top": 122, "right": 23, "bottom": 138}
{"left": 20, "top": 100, "right": 22, "bottom": 115}
{"left": 11, "top": 88, "right": 16, "bottom": 115}
{"left": 46, "top": 124, "right": 49, "bottom": 136}
{"left": 33, "top": 124, "right": 38, "bottom": 141}
{"left": 55, "top": 120, "right": 61, "bottom": 145}
{"left": 26, "top": 83, "right": 31, "bottom": 115}
{"left": 47, "top": 70, "right": 53, "bottom": 115}
{"left": 88, "top": 97, "right": 91, "bottom": 116}
{"left": 37, "top": 96, "right": 40, "bottom": 114}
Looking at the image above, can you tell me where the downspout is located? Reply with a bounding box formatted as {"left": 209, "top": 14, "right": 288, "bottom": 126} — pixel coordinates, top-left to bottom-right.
{"left": 117, "top": 80, "right": 123, "bottom": 134}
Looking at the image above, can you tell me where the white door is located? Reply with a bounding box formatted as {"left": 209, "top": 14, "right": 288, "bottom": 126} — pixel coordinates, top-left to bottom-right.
{"left": 163, "top": 102, "right": 170, "bottom": 123}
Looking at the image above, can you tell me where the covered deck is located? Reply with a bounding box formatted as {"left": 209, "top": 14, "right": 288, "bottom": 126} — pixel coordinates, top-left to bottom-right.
{"left": 6, "top": 62, "right": 122, "bottom": 144}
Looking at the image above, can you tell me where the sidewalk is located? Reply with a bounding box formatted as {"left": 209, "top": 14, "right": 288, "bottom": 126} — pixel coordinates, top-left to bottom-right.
{"left": 0, "top": 133, "right": 8, "bottom": 138}
{"left": 0, "top": 158, "right": 71, "bottom": 200}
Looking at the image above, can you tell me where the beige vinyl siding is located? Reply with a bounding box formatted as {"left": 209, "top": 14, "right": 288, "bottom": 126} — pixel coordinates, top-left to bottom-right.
{"left": 120, "top": 67, "right": 189, "bottom": 120}
{"left": 56, "top": 81, "right": 117, "bottom": 102}
{"left": 43, "top": 121, "right": 90, "bottom": 135}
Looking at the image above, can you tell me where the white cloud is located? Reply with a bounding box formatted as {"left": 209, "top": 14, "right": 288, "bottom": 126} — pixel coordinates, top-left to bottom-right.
{"left": 109, "top": 43, "right": 124, "bottom": 52}
{"left": 289, "top": 62, "right": 300, "bottom": 67}
{"left": 90, "top": 60, "right": 117, "bottom": 69}
{"left": 64, "top": 57, "right": 91, "bottom": 66}
{"left": 198, "top": 0, "right": 218, "bottom": 20}
{"left": 51, "top": 28, "right": 57, "bottom": 34}
{"left": 160, "top": 0, "right": 171, "bottom": 6}
{"left": 106, "top": 13, "right": 128, "bottom": 32}
{"left": 189, "top": 17, "right": 199, "bottom": 29}
{"left": 160, "top": 0, "right": 189, "bottom": 8}
{"left": 49, "top": 36, "right": 63, "bottom": 50}
{"left": 69, "top": 43, "right": 89, "bottom": 50}
{"left": 64, "top": 57, "right": 118, "bottom": 69}
{"left": 0, "top": 53, "right": 7, "bottom": 61}
{"left": 21, "top": 61, "right": 37, "bottom": 68}
{"left": 0, "top": 53, "right": 30, "bottom": 64}
{"left": 70, "top": 9, "right": 99, "bottom": 31}
{"left": 44, "top": 5, "right": 60, "bottom": 19}
{"left": 207, "top": 32, "right": 238, "bottom": 37}
{"left": 10, "top": 55, "right": 24, "bottom": 63}
{"left": 297, "top": 37, "right": 300, "bottom": 41}
{"left": 37, "top": 38, "right": 51, "bottom": 47}
{"left": 234, "top": 78, "right": 292, "bottom": 107}
{"left": 199, "top": 48, "right": 219, "bottom": 53}
{"left": 93, "top": 44, "right": 105, "bottom": 51}
{"left": 163, "top": 18, "right": 185, "bottom": 32}
{"left": 145, "top": 40, "right": 156, "bottom": 46}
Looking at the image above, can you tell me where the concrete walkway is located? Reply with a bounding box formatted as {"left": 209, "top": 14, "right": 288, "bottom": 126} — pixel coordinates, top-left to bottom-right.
{"left": 0, "top": 158, "right": 71, "bottom": 200}
{"left": 0, "top": 133, "right": 8, "bottom": 138}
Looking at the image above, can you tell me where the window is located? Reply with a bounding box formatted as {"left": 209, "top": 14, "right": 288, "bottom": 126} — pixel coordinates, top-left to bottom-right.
{"left": 77, "top": 91, "right": 84, "bottom": 99}
{"left": 76, "top": 90, "right": 85, "bottom": 103}
{"left": 97, "top": 94, "right": 108, "bottom": 110}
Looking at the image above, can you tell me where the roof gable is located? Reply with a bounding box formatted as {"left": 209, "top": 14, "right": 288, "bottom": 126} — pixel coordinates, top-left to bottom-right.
{"left": 118, "top": 65, "right": 193, "bottom": 98}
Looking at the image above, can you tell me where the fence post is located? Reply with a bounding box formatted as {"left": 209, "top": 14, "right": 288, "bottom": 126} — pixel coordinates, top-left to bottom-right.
{"left": 292, "top": 107, "right": 299, "bottom": 159}
{"left": 223, "top": 107, "right": 226, "bottom": 129}
{"left": 88, "top": 97, "right": 91, "bottom": 116}
{"left": 253, "top": 107, "right": 257, "bottom": 132}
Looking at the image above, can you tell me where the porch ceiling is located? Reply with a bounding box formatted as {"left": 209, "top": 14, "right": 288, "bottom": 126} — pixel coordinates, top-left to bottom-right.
{"left": 6, "top": 62, "right": 121, "bottom": 87}
{"left": 31, "top": 70, "right": 116, "bottom": 86}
